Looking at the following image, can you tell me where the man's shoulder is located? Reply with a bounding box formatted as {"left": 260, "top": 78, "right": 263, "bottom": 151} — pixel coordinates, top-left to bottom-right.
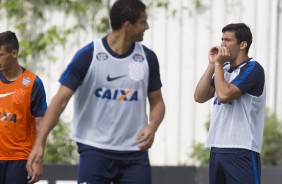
{"left": 139, "top": 43, "right": 157, "bottom": 60}
{"left": 23, "top": 68, "right": 37, "bottom": 78}
{"left": 23, "top": 70, "right": 44, "bottom": 88}
{"left": 245, "top": 59, "right": 265, "bottom": 74}
{"left": 79, "top": 41, "right": 94, "bottom": 52}
{"left": 74, "top": 42, "right": 95, "bottom": 61}
{"left": 140, "top": 43, "right": 153, "bottom": 52}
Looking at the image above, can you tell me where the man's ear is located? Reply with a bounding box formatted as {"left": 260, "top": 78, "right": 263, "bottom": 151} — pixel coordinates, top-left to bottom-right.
{"left": 240, "top": 41, "right": 247, "bottom": 50}
{"left": 123, "top": 21, "right": 133, "bottom": 30}
{"left": 11, "top": 50, "right": 18, "bottom": 59}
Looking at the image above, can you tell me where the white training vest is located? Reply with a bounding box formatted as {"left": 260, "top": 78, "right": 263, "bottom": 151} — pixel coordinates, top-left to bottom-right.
{"left": 206, "top": 60, "right": 266, "bottom": 153}
{"left": 70, "top": 39, "right": 149, "bottom": 151}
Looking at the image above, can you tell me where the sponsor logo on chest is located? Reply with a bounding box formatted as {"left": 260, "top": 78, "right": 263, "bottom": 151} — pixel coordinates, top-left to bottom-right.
{"left": 95, "top": 88, "right": 138, "bottom": 101}
{"left": 0, "top": 112, "right": 16, "bottom": 122}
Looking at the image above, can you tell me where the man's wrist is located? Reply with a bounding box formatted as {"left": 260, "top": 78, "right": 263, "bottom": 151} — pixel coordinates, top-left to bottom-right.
{"left": 148, "top": 122, "right": 159, "bottom": 132}
{"left": 215, "top": 62, "right": 223, "bottom": 67}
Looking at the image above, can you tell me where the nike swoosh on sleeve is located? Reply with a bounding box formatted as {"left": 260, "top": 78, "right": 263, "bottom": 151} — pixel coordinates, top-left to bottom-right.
{"left": 0, "top": 92, "right": 16, "bottom": 98}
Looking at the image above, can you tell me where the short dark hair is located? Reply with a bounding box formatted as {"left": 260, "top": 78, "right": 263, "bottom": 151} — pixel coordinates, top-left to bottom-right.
{"left": 110, "top": 0, "right": 146, "bottom": 30}
{"left": 222, "top": 23, "right": 252, "bottom": 54}
{"left": 0, "top": 31, "right": 19, "bottom": 52}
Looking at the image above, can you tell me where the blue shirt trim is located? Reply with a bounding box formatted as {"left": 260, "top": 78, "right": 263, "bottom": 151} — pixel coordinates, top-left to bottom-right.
{"left": 31, "top": 76, "right": 47, "bottom": 116}
{"left": 251, "top": 151, "right": 259, "bottom": 184}
{"left": 233, "top": 61, "right": 256, "bottom": 86}
{"left": 60, "top": 43, "right": 94, "bottom": 84}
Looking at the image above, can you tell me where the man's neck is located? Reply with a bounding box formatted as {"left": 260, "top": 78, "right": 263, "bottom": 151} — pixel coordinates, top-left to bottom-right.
{"left": 107, "top": 31, "right": 133, "bottom": 55}
{"left": 230, "top": 54, "right": 249, "bottom": 67}
{"left": 2, "top": 63, "right": 23, "bottom": 81}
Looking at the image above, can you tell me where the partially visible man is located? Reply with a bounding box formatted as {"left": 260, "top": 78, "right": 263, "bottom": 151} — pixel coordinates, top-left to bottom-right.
{"left": 194, "top": 23, "right": 266, "bottom": 184}
{"left": 0, "top": 31, "right": 47, "bottom": 184}
{"left": 27, "top": 0, "right": 165, "bottom": 183}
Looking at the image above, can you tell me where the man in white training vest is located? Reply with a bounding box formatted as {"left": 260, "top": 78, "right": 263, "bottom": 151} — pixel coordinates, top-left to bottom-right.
{"left": 26, "top": 0, "right": 165, "bottom": 183}
{"left": 194, "top": 23, "right": 266, "bottom": 184}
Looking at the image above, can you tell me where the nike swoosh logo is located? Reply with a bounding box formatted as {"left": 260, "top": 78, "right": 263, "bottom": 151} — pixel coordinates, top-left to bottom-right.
{"left": 0, "top": 92, "right": 16, "bottom": 98}
{"left": 107, "top": 74, "right": 127, "bottom": 82}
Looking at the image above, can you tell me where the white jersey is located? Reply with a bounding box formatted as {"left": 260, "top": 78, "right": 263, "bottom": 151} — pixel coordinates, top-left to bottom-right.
{"left": 205, "top": 59, "right": 266, "bottom": 153}
{"left": 70, "top": 39, "right": 150, "bottom": 151}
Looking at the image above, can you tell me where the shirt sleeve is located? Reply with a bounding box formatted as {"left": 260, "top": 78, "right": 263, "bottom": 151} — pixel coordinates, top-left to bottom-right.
{"left": 231, "top": 61, "right": 265, "bottom": 96}
{"left": 31, "top": 76, "right": 47, "bottom": 117}
{"left": 59, "top": 42, "right": 94, "bottom": 91}
{"left": 142, "top": 45, "right": 162, "bottom": 92}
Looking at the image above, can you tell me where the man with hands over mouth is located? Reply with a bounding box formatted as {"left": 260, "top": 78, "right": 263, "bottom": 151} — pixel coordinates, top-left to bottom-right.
{"left": 194, "top": 23, "right": 266, "bottom": 184}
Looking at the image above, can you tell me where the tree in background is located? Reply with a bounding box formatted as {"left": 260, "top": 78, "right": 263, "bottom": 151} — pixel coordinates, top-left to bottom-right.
{"left": 0, "top": 0, "right": 110, "bottom": 70}
{"left": 190, "top": 120, "right": 210, "bottom": 166}
{"left": 0, "top": 0, "right": 171, "bottom": 71}
{"left": 191, "top": 109, "right": 282, "bottom": 166}
{"left": 261, "top": 109, "right": 282, "bottom": 165}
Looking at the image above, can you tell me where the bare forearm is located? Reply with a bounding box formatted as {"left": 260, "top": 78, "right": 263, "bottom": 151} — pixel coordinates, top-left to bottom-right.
{"left": 27, "top": 86, "right": 72, "bottom": 184}
{"left": 35, "top": 93, "right": 70, "bottom": 145}
{"left": 147, "top": 90, "right": 165, "bottom": 132}
{"left": 149, "top": 101, "right": 165, "bottom": 132}
{"left": 194, "top": 64, "right": 215, "bottom": 103}
{"left": 136, "top": 91, "right": 165, "bottom": 151}
{"left": 214, "top": 63, "right": 231, "bottom": 100}
{"left": 214, "top": 63, "right": 242, "bottom": 102}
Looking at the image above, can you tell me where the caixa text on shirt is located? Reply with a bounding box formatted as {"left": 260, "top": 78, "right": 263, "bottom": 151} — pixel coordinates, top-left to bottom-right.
{"left": 0, "top": 112, "right": 16, "bottom": 122}
{"left": 95, "top": 88, "right": 138, "bottom": 101}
